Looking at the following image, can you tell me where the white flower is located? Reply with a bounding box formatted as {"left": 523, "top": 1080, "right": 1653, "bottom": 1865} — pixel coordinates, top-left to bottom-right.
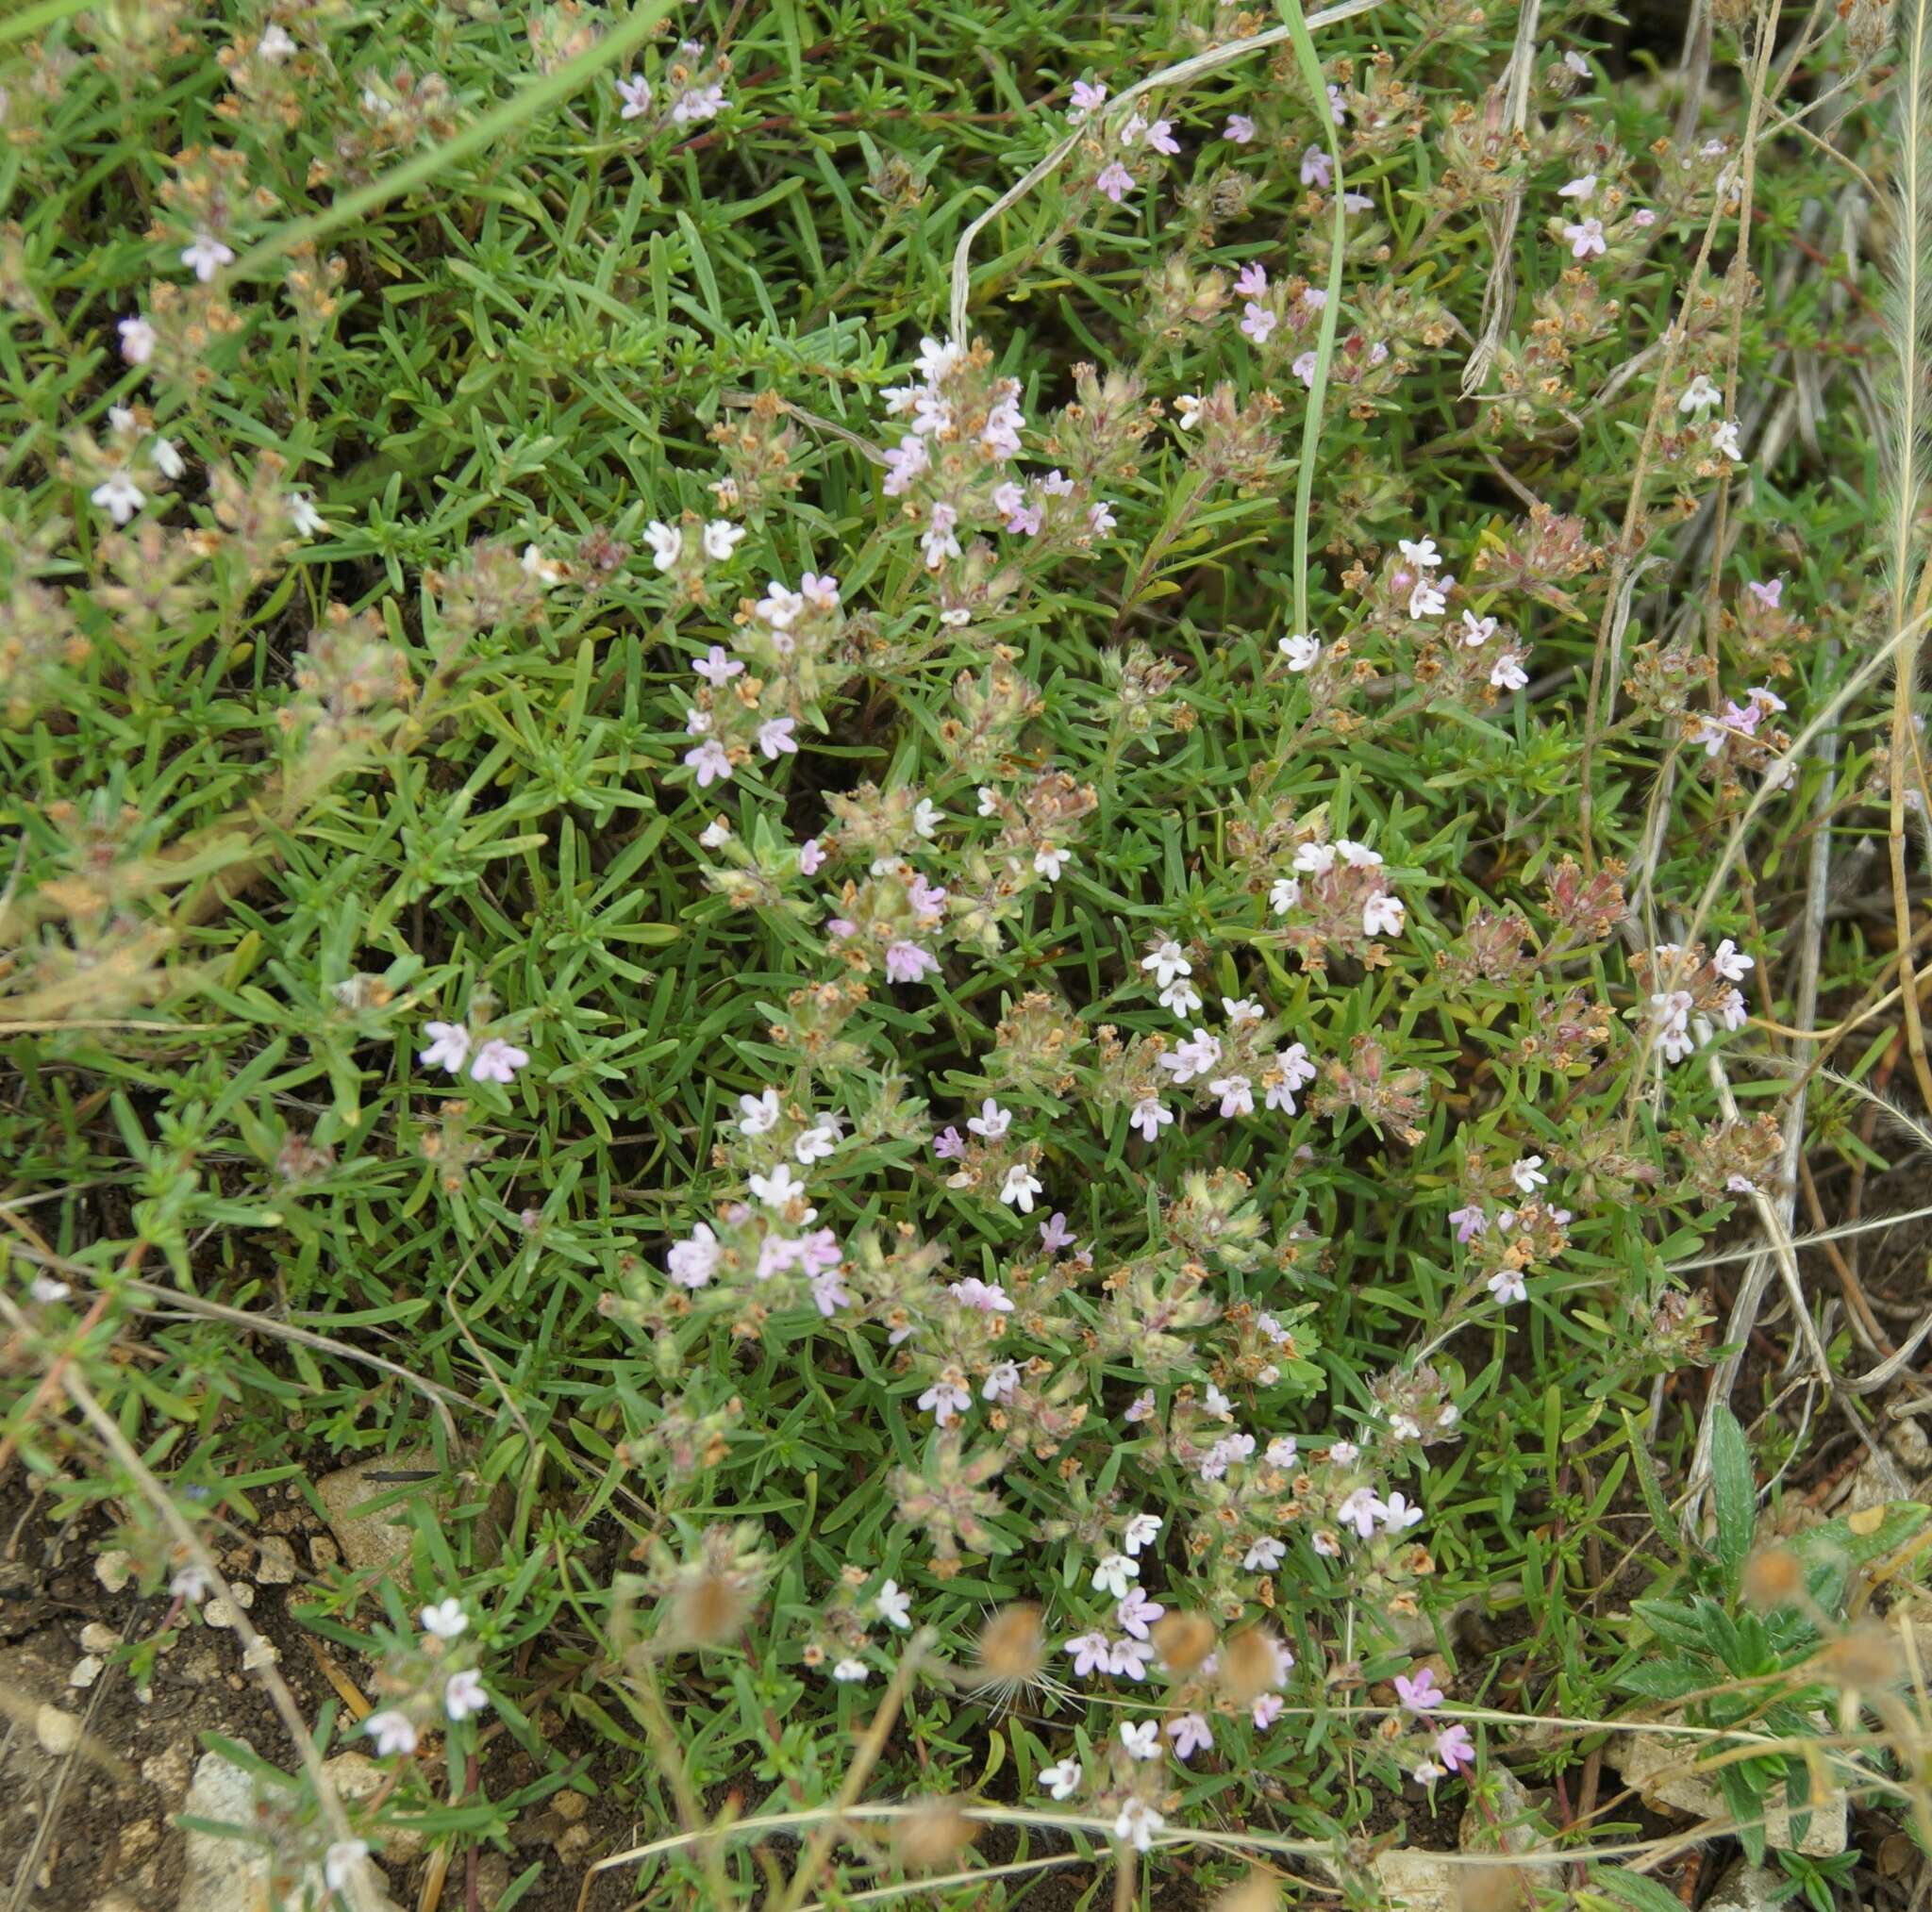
{"left": 91, "top": 471, "right": 144, "bottom": 525}
{"left": 1712, "top": 419, "right": 1745, "bottom": 462}
{"left": 919, "top": 1378, "right": 971, "bottom": 1424}
{"left": 702, "top": 519, "right": 744, "bottom": 562}
{"left": 794, "top": 1122, "right": 840, "bottom": 1165}
{"left": 180, "top": 231, "right": 233, "bottom": 281}
{"left": 1158, "top": 977, "right": 1203, "bottom": 1019}
{"left": 1175, "top": 392, "right": 1204, "bottom": 430}
{"left": 1279, "top": 633, "right": 1321, "bottom": 672}
{"left": 1362, "top": 893, "right": 1406, "bottom": 938}
{"left": 643, "top": 521, "right": 683, "bottom": 570}
{"left": 698, "top": 817, "right": 732, "bottom": 849}
{"left": 1490, "top": 653, "right": 1529, "bottom": 691}
{"left": 277, "top": 490, "right": 323, "bottom": 538}
{"left": 1509, "top": 1155, "right": 1548, "bottom": 1194}
{"left": 444, "top": 1670, "right": 489, "bottom": 1721}
{"left": 738, "top": 1088, "right": 781, "bottom": 1136}
{"left": 1034, "top": 843, "right": 1069, "bottom": 881}
{"left": 1244, "top": 1536, "right": 1286, "bottom": 1571}
{"left": 1123, "top": 1511, "right": 1162, "bottom": 1555}
{"left": 365, "top": 1708, "right": 418, "bottom": 1756}
{"left": 420, "top": 1598, "right": 468, "bottom": 1639}
{"left": 1338, "top": 840, "right": 1382, "bottom": 869}
{"left": 616, "top": 72, "right": 652, "bottom": 118}
{"left": 1408, "top": 577, "right": 1447, "bottom": 620}
{"left": 324, "top": 1840, "right": 370, "bottom": 1893}
{"left": 976, "top": 786, "right": 1001, "bottom": 818}
{"left": 1209, "top": 1073, "right": 1254, "bottom": 1119}
{"left": 1336, "top": 1487, "right": 1386, "bottom": 1538}
{"left": 1489, "top": 1266, "right": 1528, "bottom": 1305}
{"left": 874, "top": 1579, "right": 912, "bottom": 1629}
{"left": 1558, "top": 174, "right": 1597, "bottom": 199}
{"left": 913, "top": 797, "right": 941, "bottom": 839}
{"left": 419, "top": 1021, "right": 472, "bottom": 1074}
{"left": 1381, "top": 1492, "right": 1424, "bottom": 1532}
{"left": 1223, "top": 996, "right": 1264, "bottom": 1025}
{"left": 1113, "top": 1799, "right": 1165, "bottom": 1851}
{"left": 1040, "top": 1757, "right": 1082, "bottom": 1799}
{"left": 1564, "top": 49, "right": 1591, "bottom": 75}
{"left": 1091, "top": 1552, "right": 1139, "bottom": 1598}
{"left": 999, "top": 1164, "right": 1042, "bottom": 1212}
{"left": 170, "top": 1564, "right": 210, "bottom": 1602}
{"left": 1398, "top": 536, "right": 1441, "bottom": 571}
{"left": 30, "top": 1277, "right": 70, "bottom": 1303}
{"left": 749, "top": 1163, "right": 806, "bottom": 1208}
{"left": 1141, "top": 939, "right": 1191, "bottom": 989}
{"left": 118, "top": 315, "right": 157, "bottom": 364}
{"left": 968, "top": 1098, "right": 1012, "bottom": 1139}
{"left": 1678, "top": 374, "right": 1723, "bottom": 415}
{"left": 469, "top": 1039, "right": 528, "bottom": 1085}
{"left": 150, "top": 437, "right": 186, "bottom": 480}
{"left": 832, "top": 1657, "right": 868, "bottom": 1683}
{"left": 1712, "top": 938, "right": 1754, "bottom": 981}
{"left": 1119, "top": 1720, "right": 1161, "bottom": 1760}
{"left": 1461, "top": 609, "right": 1497, "bottom": 647}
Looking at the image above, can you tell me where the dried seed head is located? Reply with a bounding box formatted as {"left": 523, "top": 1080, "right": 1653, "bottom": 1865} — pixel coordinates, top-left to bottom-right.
{"left": 1817, "top": 1622, "right": 1902, "bottom": 1693}
{"left": 974, "top": 1602, "right": 1045, "bottom": 1692}
{"left": 1740, "top": 1544, "right": 1804, "bottom": 1610}
{"left": 1152, "top": 1610, "right": 1218, "bottom": 1675}
{"left": 667, "top": 1571, "right": 751, "bottom": 1649}
{"left": 1213, "top": 1874, "right": 1283, "bottom": 1912}
{"left": 892, "top": 1796, "right": 979, "bottom": 1871}
{"left": 1219, "top": 1624, "right": 1283, "bottom": 1704}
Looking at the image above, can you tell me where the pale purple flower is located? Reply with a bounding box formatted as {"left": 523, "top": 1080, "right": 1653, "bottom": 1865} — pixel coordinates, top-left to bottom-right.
{"left": 1144, "top": 119, "right": 1179, "bottom": 156}
{"left": 616, "top": 72, "right": 652, "bottom": 118}
{"left": 1096, "top": 162, "right": 1135, "bottom": 204}
{"left": 1395, "top": 1667, "right": 1443, "bottom": 1712}
{"left": 1712, "top": 938, "right": 1753, "bottom": 981}
{"left": 1300, "top": 146, "right": 1332, "bottom": 188}
{"left": 1745, "top": 578, "right": 1783, "bottom": 610}
{"left": 693, "top": 645, "right": 742, "bottom": 686}
{"left": 1210, "top": 1073, "right": 1255, "bottom": 1119}
{"left": 1039, "top": 1211, "right": 1077, "bottom": 1253}
{"left": 798, "top": 838, "right": 825, "bottom": 875}
{"left": 1632, "top": 207, "right": 1657, "bottom": 226}
{"left": 1678, "top": 374, "right": 1722, "bottom": 415}
{"left": 933, "top": 1125, "right": 966, "bottom": 1160}
{"left": 1336, "top": 1487, "right": 1386, "bottom": 1538}
{"left": 1064, "top": 1630, "right": 1111, "bottom": 1676}
{"left": 1114, "top": 1800, "right": 1164, "bottom": 1852}
{"left": 1381, "top": 1491, "right": 1424, "bottom": 1532}
{"left": 1088, "top": 500, "right": 1117, "bottom": 535}
{"left": 1448, "top": 1204, "right": 1487, "bottom": 1243}
{"left": 1252, "top": 1692, "right": 1284, "bottom": 1729}
{"left": 470, "top": 1039, "right": 528, "bottom": 1084}
{"left": 672, "top": 83, "right": 726, "bottom": 125}
{"left": 885, "top": 940, "right": 938, "bottom": 985}
{"left": 1116, "top": 1587, "right": 1164, "bottom": 1638}
{"left": 1130, "top": 1096, "right": 1172, "bottom": 1143}
{"left": 667, "top": 1222, "right": 719, "bottom": 1289}
{"left": 1490, "top": 653, "right": 1528, "bottom": 691}
{"left": 1224, "top": 114, "right": 1255, "bottom": 143}
{"left": 1712, "top": 419, "right": 1745, "bottom": 462}
{"left": 1408, "top": 576, "right": 1447, "bottom": 620}
{"left": 1168, "top": 1713, "right": 1213, "bottom": 1759}
{"left": 757, "top": 717, "right": 798, "bottom": 759}
{"left": 686, "top": 739, "right": 733, "bottom": 787}
{"left": 1557, "top": 174, "right": 1596, "bottom": 200}
{"left": 1244, "top": 1536, "right": 1285, "bottom": 1571}
{"left": 1563, "top": 217, "right": 1607, "bottom": 259}
{"left": 949, "top": 1275, "right": 1013, "bottom": 1314}
{"left": 1108, "top": 1636, "right": 1154, "bottom": 1678}
{"left": 1069, "top": 78, "right": 1107, "bottom": 121}
{"left": 1434, "top": 1723, "right": 1475, "bottom": 1771}
{"left": 1241, "top": 303, "right": 1277, "bottom": 345}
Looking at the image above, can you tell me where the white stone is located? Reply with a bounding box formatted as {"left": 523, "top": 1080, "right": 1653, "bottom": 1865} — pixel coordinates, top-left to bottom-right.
{"left": 35, "top": 1704, "right": 80, "bottom": 1754}
{"left": 68, "top": 1654, "right": 105, "bottom": 1688}
{"left": 1607, "top": 1721, "right": 1845, "bottom": 1855}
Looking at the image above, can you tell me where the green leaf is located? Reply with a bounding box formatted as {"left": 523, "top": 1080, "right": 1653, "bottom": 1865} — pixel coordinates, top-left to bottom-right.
{"left": 1709, "top": 1404, "right": 1757, "bottom": 1591}
{"left": 1594, "top": 1867, "right": 1695, "bottom": 1912}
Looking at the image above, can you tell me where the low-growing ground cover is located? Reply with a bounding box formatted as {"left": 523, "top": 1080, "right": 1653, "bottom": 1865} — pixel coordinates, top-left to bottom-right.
{"left": 3, "top": 0, "right": 1932, "bottom": 1907}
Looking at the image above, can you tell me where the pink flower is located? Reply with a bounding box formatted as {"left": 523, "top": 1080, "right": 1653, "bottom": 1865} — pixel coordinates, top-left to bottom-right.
{"left": 470, "top": 1039, "right": 529, "bottom": 1085}
{"left": 1096, "top": 162, "right": 1135, "bottom": 203}
{"left": 1395, "top": 1668, "right": 1443, "bottom": 1712}
{"left": 1235, "top": 262, "right": 1269, "bottom": 298}
{"left": 1433, "top": 1723, "right": 1474, "bottom": 1772}
{"left": 1167, "top": 1713, "right": 1213, "bottom": 1758}
{"left": 933, "top": 1125, "right": 965, "bottom": 1160}
{"left": 798, "top": 838, "right": 826, "bottom": 875}
{"left": 1251, "top": 1692, "right": 1284, "bottom": 1729}
{"left": 949, "top": 1276, "right": 1013, "bottom": 1314}
{"left": 885, "top": 940, "right": 938, "bottom": 985}
{"left": 1069, "top": 79, "right": 1107, "bottom": 121}
{"left": 1746, "top": 577, "right": 1783, "bottom": 609}
{"left": 1064, "top": 1630, "right": 1111, "bottom": 1676}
